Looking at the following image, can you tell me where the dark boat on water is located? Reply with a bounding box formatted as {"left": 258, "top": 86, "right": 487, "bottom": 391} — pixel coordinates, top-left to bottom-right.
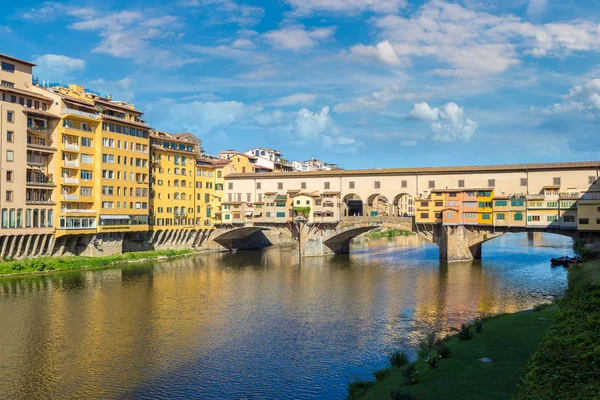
{"left": 550, "top": 256, "right": 582, "bottom": 267}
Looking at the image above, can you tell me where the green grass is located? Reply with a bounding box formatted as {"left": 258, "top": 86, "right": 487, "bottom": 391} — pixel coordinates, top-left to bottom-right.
{"left": 355, "top": 307, "right": 558, "bottom": 400}
{"left": 0, "top": 249, "right": 195, "bottom": 276}
{"left": 517, "top": 261, "right": 600, "bottom": 399}
{"left": 367, "top": 229, "right": 414, "bottom": 239}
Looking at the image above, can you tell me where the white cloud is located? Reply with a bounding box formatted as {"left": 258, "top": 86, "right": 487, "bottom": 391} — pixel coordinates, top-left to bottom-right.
{"left": 543, "top": 79, "right": 600, "bottom": 118}
{"left": 334, "top": 84, "right": 402, "bottom": 113}
{"left": 287, "top": 106, "right": 356, "bottom": 149}
{"left": 254, "top": 110, "right": 285, "bottom": 126}
{"left": 526, "top": 0, "right": 547, "bottom": 21}
{"left": 87, "top": 77, "right": 136, "bottom": 102}
{"left": 285, "top": 0, "right": 407, "bottom": 16}
{"left": 263, "top": 26, "right": 335, "bottom": 50}
{"left": 186, "top": 44, "right": 269, "bottom": 64}
{"left": 32, "top": 54, "right": 85, "bottom": 77}
{"left": 149, "top": 99, "right": 263, "bottom": 135}
{"left": 270, "top": 93, "right": 316, "bottom": 106}
{"left": 369, "top": 1, "right": 600, "bottom": 77}
{"left": 409, "top": 102, "right": 439, "bottom": 121}
{"left": 237, "top": 65, "right": 278, "bottom": 79}
{"left": 22, "top": 2, "right": 95, "bottom": 20}
{"left": 181, "top": 0, "right": 264, "bottom": 26}
{"left": 347, "top": 40, "right": 403, "bottom": 66}
{"left": 400, "top": 140, "right": 417, "bottom": 146}
{"left": 410, "top": 102, "right": 478, "bottom": 142}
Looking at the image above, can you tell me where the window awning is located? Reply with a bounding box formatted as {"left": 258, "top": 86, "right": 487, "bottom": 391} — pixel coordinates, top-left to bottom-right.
{"left": 245, "top": 211, "right": 253, "bottom": 216}
{"left": 100, "top": 215, "right": 130, "bottom": 220}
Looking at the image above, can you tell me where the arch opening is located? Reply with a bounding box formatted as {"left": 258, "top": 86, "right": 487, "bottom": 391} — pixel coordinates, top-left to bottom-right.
{"left": 392, "top": 193, "right": 414, "bottom": 217}
{"left": 342, "top": 194, "right": 363, "bottom": 217}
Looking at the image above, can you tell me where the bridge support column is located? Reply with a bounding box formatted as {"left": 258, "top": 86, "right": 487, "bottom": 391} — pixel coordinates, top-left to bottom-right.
{"left": 437, "top": 225, "right": 491, "bottom": 262}
{"left": 527, "top": 231, "right": 542, "bottom": 242}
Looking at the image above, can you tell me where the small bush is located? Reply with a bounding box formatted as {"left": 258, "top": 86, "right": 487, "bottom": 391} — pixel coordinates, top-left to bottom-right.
{"left": 347, "top": 379, "right": 374, "bottom": 400}
{"left": 458, "top": 323, "right": 472, "bottom": 341}
{"left": 374, "top": 368, "right": 392, "bottom": 381}
{"left": 438, "top": 345, "right": 451, "bottom": 359}
{"left": 390, "top": 389, "right": 415, "bottom": 400}
{"left": 473, "top": 318, "right": 483, "bottom": 333}
{"left": 389, "top": 351, "right": 409, "bottom": 368}
{"left": 426, "top": 355, "right": 437, "bottom": 369}
{"left": 402, "top": 363, "right": 418, "bottom": 385}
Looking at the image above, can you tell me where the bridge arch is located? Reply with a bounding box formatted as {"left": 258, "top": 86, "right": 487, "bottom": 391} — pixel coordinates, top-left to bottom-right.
{"left": 342, "top": 193, "right": 364, "bottom": 217}
{"left": 366, "top": 194, "right": 390, "bottom": 217}
{"left": 392, "top": 193, "right": 414, "bottom": 217}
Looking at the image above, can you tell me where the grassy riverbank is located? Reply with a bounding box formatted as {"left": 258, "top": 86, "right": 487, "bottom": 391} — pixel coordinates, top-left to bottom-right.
{"left": 0, "top": 249, "right": 196, "bottom": 277}
{"left": 366, "top": 229, "right": 414, "bottom": 239}
{"left": 353, "top": 260, "right": 600, "bottom": 400}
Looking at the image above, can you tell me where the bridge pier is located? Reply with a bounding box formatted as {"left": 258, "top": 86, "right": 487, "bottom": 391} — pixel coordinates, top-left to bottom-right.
{"left": 431, "top": 225, "right": 501, "bottom": 263}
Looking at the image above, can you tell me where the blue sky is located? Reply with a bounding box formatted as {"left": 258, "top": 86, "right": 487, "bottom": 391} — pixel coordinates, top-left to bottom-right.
{"left": 3, "top": 0, "right": 600, "bottom": 168}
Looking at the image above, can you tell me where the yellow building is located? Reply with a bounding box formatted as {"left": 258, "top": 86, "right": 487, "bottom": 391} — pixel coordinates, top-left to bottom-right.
{"left": 577, "top": 193, "right": 600, "bottom": 231}
{"left": 415, "top": 191, "right": 445, "bottom": 224}
{"left": 195, "top": 158, "right": 216, "bottom": 229}
{"left": 476, "top": 189, "right": 494, "bottom": 225}
{"left": 526, "top": 186, "right": 560, "bottom": 228}
{"left": 218, "top": 150, "right": 257, "bottom": 173}
{"left": 150, "top": 131, "right": 197, "bottom": 229}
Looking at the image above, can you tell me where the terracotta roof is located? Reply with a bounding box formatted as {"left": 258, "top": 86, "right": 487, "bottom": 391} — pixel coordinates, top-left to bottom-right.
{"left": 0, "top": 53, "right": 36, "bottom": 67}
{"left": 96, "top": 98, "right": 142, "bottom": 114}
{"left": 62, "top": 97, "right": 97, "bottom": 112}
{"left": 264, "top": 192, "right": 278, "bottom": 195}
{"left": 22, "top": 108, "right": 60, "bottom": 119}
{"left": 542, "top": 185, "right": 561, "bottom": 189}
{"left": 101, "top": 114, "right": 150, "bottom": 128}
{"left": 493, "top": 195, "right": 509, "bottom": 199}
{"left": 226, "top": 161, "right": 600, "bottom": 179}
{"left": 322, "top": 191, "right": 340, "bottom": 195}
{"left": 1, "top": 86, "right": 53, "bottom": 102}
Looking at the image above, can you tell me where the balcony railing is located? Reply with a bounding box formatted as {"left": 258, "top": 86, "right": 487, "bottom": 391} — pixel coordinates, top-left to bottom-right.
{"left": 64, "top": 160, "right": 79, "bottom": 167}
{"left": 63, "top": 194, "right": 79, "bottom": 201}
{"left": 26, "top": 200, "right": 55, "bottom": 205}
{"left": 60, "top": 208, "right": 96, "bottom": 213}
{"left": 27, "top": 142, "right": 56, "bottom": 151}
{"left": 26, "top": 180, "right": 55, "bottom": 187}
{"left": 64, "top": 177, "right": 79, "bottom": 184}
{"left": 61, "top": 108, "right": 100, "bottom": 120}
{"left": 27, "top": 126, "right": 48, "bottom": 133}
{"left": 65, "top": 143, "right": 80, "bottom": 151}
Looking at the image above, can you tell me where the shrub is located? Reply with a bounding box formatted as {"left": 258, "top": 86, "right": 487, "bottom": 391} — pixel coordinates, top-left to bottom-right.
{"left": 458, "top": 323, "right": 472, "bottom": 341}
{"left": 418, "top": 331, "right": 438, "bottom": 352}
{"left": 473, "top": 318, "right": 483, "bottom": 333}
{"left": 11, "top": 261, "right": 24, "bottom": 271}
{"left": 390, "top": 390, "right": 415, "bottom": 400}
{"left": 347, "top": 380, "right": 374, "bottom": 400}
{"left": 426, "top": 355, "right": 437, "bottom": 369}
{"left": 438, "top": 345, "right": 451, "bottom": 359}
{"left": 403, "top": 363, "right": 418, "bottom": 385}
{"left": 389, "top": 351, "right": 410, "bottom": 368}
{"left": 374, "top": 368, "right": 392, "bottom": 381}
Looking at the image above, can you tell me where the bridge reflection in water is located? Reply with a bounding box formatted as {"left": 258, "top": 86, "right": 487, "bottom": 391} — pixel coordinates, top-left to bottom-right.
{"left": 0, "top": 233, "right": 571, "bottom": 400}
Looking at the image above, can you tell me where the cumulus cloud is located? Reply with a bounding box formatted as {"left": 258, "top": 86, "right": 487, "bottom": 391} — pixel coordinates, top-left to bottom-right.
{"left": 88, "top": 77, "right": 136, "bottom": 102}
{"left": 285, "top": 0, "right": 407, "bottom": 16}
{"left": 368, "top": 1, "right": 600, "bottom": 77}
{"left": 181, "top": 0, "right": 264, "bottom": 26}
{"left": 263, "top": 26, "right": 335, "bottom": 50}
{"left": 254, "top": 110, "right": 285, "bottom": 126}
{"left": 270, "top": 93, "right": 316, "bottom": 106}
{"left": 32, "top": 54, "right": 85, "bottom": 80}
{"left": 543, "top": 79, "right": 600, "bottom": 118}
{"left": 334, "top": 84, "right": 403, "bottom": 113}
{"left": 410, "top": 102, "right": 478, "bottom": 142}
{"left": 526, "top": 0, "right": 548, "bottom": 21}
{"left": 347, "top": 40, "right": 403, "bottom": 66}
{"left": 287, "top": 106, "right": 356, "bottom": 149}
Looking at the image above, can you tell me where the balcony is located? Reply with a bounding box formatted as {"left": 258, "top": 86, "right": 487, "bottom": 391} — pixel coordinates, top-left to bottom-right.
{"left": 27, "top": 126, "right": 48, "bottom": 134}
{"left": 60, "top": 208, "right": 96, "bottom": 214}
{"left": 27, "top": 142, "right": 57, "bottom": 152}
{"left": 64, "top": 160, "right": 79, "bottom": 168}
{"left": 65, "top": 143, "right": 80, "bottom": 151}
{"left": 63, "top": 177, "right": 79, "bottom": 185}
{"left": 61, "top": 108, "right": 100, "bottom": 120}
{"left": 26, "top": 180, "right": 55, "bottom": 187}
{"left": 26, "top": 200, "right": 55, "bottom": 205}
{"left": 63, "top": 194, "right": 79, "bottom": 201}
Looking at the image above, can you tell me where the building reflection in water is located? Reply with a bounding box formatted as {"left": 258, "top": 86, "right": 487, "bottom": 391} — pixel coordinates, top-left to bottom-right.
{"left": 0, "top": 233, "right": 570, "bottom": 399}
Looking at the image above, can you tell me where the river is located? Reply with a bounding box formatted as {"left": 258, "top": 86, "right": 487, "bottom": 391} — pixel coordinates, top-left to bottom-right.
{"left": 0, "top": 233, "right": 572, "bottom": 399}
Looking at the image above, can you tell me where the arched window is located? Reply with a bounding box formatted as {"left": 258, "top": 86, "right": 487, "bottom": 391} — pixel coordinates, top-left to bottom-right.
{"left": 9, "top": 209, "right": 15, "bottom": 228}
{"left": 174, "top": 168, "right": 180, "bottom": 175}
{"left": 33, "top": 209, "right": 39, "bottom": 228}
{"left": 181, "top": 180, "right": 186, "bottom": 187}
{"left": 47, "top": 209, "right": 53, "bottom": 227}
{"left": 181, "top": 168, "right": 186, "bottom": 176}
{"left": 1, "top": 209, "right": 8, "bottom": 228}
{"left": 26, "top": 209, "right": 32, "bottom": 228}
{"left": 174, "top": 193, "right": 180, "bottom": 200}
{"left": 16, "top": 209, "right": 22, "bottom": 228}
{"left": 181, "top": 193, "right": 187, "bottom": 200}
{"left": 174, "top": 179, "right": 179, "bottom": 187}
{"left": 217, "top": 171, "right": 222, "bottom": 178}
{"left": 40, "top": 209, "right": 46, "bottom": 227}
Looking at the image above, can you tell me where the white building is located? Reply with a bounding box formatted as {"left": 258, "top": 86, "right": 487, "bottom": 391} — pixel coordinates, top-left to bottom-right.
{"left": 246, "top": 148, "right": 282, "bottom": 162}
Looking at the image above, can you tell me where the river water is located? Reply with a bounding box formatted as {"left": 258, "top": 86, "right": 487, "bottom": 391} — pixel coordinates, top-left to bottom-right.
{"left": 0, "top": 233, "right": 572, "bottom": 399}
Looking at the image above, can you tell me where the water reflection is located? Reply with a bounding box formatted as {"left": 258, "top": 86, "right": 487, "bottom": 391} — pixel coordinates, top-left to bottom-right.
{"left": 0, "top": 233, "right": 570, "bottom": 399}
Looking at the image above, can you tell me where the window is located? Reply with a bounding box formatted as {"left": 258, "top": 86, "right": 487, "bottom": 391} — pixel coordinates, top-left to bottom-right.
{"left": 579, "top": 218, "right": 589, "bottom": 225}
{"left": 81, "top": 154, "right": 93, "bottom": 164}
{"left": 81, "top": 170, "right": 93, "bottom": 180}
{"left": 464, "top": 212, "right": 476, "bottom": 219}
{"left": 6, "top": 171, "right": 13, "bottom": 182}
{"left": 514, "top": 212, "right": 523, "bottom": 221}
{"left": 1, "top": 80, "right": 15, "bottom": 88}
{"left": 434, "top": 201, "right": 443, "bottom": 207}
{"left": 488, "top": 179, "right": 495, "bottom": 187}
{"left": 349, "top": 181, "right": 355, "bottom": 189}
{"left": 276, "top": 212, "right": 286, "bottom": 218}
{"left": 102, "top": 170, "right": 114, "bottom": 179}
{"left": 589, "top": 176, "right": 596, "bottom": 185}
{"left": 228, "top": 182, "right": 233, "bottom": 190}
{"left": 324, "top": 182, "right": 330, "bottom": 190}
{"left": 401, "top": 180, "right": 407, "bottom": 188}
{"left": 495, "top": 200, "right": 507, "bottom": 207}
{"left": 1, "top": 62, "right": 15, "bottom": 73}
{"left": 374, "top": 181, "right": 381, "bottom": 189}
{"left": 463, "top": 201, "right": 477, "bottom": 207}
{"left": 528, "top": 215, "right": 541, "bottom": 222}
{"left": 277, "top": 182, "right": 283, "bottom": 190}
{"left": 256, "top": 182, "right": 261, "bottom": 189}
{"left": 511, "top": 200, "right": 524, "bottom": 207}
{"left": 520, "top": 178, "right": 527, "bottom": 187}
{"left": 547, "top": 215, "right": 558, "bottom": 222}
{"left": 563, "top": 215, "right": 575, "bottom": 223}
{"left": 428, "top": 180, "right": 435, "bottom": 189}
{"left": 446, "top": 212, "right": 454, "bottom": 218}
{"left": 81, "top": 187, "right": 93, "bottom": 196}
{"left": 6, "top": 131, "right": 13, "bottom": 142}
{"left": 301, "top": 182, "right": 306, "bottom": 189}
{"left": 458, "top": 179, "right": 465, "bottom": 188}
{"left": 7, "top": 111, "right": 14, "bottom": 122}
{"left": 482, "top": 213, "right": 491, "bottom": 220}
{"left": 6, "top": 150, "right": 13, "bottom": 162}
{"left": 5, "top": 191, "right": 13, "bottom": 202}
{"left": 497, "top": 213, "right": 505, "bottom": 220}
{"left": 420, "top": 212, "right": 429, "bottom": 219}
{"left": 553, "top": 177, "right": 561, "bottom": 186}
